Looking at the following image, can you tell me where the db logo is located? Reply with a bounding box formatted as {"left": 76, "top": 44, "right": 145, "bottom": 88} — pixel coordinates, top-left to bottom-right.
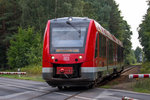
{"left": 63, "top": 56, "right": 70, "bottom": 61}
{"left": 63, "top": 54, "right": 70, "bottom": 61}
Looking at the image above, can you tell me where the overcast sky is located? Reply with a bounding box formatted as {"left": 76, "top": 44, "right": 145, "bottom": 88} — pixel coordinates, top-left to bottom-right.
{"left": 115, "top": 0, "right": 149, "bottom": 50}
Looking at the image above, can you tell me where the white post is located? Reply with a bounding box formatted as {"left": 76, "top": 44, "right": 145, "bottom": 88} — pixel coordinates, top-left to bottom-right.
{"left": 18, "top": 68, "right": 20, "bottom": 77}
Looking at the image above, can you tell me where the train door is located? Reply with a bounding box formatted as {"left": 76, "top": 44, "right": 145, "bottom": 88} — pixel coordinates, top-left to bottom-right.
{"left": 107, "top": 39, "right": 114, "bottom": 74}
{"left": 106, "top": 38, "right": 109, "bottom": 75}
{"left": 117, "top": 46, "right": 121, "bottom": 70}
{"left": 113, "top": 43, "right": 117, "bottom": 70}
{"left": 95, "top": 33, "right": 99, "bottom": 67}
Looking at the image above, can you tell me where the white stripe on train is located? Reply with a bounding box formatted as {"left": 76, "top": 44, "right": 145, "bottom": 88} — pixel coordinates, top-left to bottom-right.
{"left": 42, "top": 65, "right": 120, "bottom": 73}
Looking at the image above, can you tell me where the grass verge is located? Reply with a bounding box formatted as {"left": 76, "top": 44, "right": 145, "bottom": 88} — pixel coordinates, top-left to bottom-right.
{"left": 0, "top": 64, "right": 44, "bottom": 82}
{"left": 100, "top": 63, "right": 150, "bottom": 94}
{"left": 132, "top": 62, "right": 150, "bottom": 93}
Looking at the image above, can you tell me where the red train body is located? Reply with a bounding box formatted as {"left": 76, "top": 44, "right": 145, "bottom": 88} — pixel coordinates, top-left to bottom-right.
{"left": 42, "top": 17, "right": 124, "bottom": 88}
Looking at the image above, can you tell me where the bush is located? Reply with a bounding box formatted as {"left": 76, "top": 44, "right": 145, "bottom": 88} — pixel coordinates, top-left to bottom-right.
{"left": 140, "top": 62, "right": 150, "bottom": 73}
{"left": 7, "top": 27, "right": 42, "bottom": 68}
{"left": 21, "top": 64, "right": 42, "bottom": 75}
{"left": 133, "top": 79, "right": 150, "bottom": 93}
{"left": 124, "top": 52, "right": 136, "bottom": 65}
{"left": 132, "top": 62, "right": 150, "bottom": 93}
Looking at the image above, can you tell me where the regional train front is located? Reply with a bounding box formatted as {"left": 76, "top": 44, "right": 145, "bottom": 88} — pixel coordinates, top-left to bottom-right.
{"left": 42, "top": 17, "right": 97, "bottom": 88}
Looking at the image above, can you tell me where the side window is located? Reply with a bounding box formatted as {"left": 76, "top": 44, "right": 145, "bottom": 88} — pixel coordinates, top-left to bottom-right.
{"left": 0, "top": 20, "right": 2, "bottom": 30}
{"left": 121, "top": 47, "right": 124, "bottom": 62}
{"left": 95, "top": 35, "right": 98, "bottom": 58}
{"left": 108, "top": 40, "right": 113, "bottom": 64}
{"left": 113, "top": 43, "right": 116, "bottom": 61}
{"left": 117, "top": 46, "right": 121, "bottom": 62}
{"left": 102, "top": 36, "right": 106, "bottom": 57}
{"left": 99, "top": 33, "right": 102, "bottom": 57}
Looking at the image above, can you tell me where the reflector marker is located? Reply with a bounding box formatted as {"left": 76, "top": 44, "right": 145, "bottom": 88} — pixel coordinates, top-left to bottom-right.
{"left": 42, "top": 67, "right": 53, "bottom": 73}
{"left": 0, "top": 72, "right": 26, "bottom": 75}
{"left": 129, "top": 74, "right": 150, "bottom": 78}
{"left": 122, "top": 96, "right": 139, "bottom": 100}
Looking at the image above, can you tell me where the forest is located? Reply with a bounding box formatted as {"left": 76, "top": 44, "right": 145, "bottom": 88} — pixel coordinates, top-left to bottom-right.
{"left": 138, "top": 1, "right": 150, "bottom": 62}
{"left": 0, "top": 0, "right": 135, "bottom": 69}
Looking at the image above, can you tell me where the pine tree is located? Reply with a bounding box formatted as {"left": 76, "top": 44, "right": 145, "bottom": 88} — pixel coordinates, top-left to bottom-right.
{"left": 138, "top": 2, "right": 150, "bottom": 61}
{"left": 0, "top": 0, "right": 21, "bottom": 68}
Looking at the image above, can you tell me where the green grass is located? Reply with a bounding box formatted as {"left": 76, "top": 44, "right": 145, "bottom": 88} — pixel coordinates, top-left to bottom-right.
{"left": 0, "top": 74, "right": 44, "bottom": 81}
{"left": 133, "top": 88, "right": 150, "bottom": 93}
{"left": 140, "top": 62, "right": 150, "bottom": 73}
{"left": 0, "top": 64, "right": 44, "bottom": 82}
{"left": 100, "top": 85, "right": 112, "bottom": 89}
{"left": 131, "top": 63, "right": 142, "bottom": 66}
{"left": 131, "top": 62, "right": 150, "bottom": 93}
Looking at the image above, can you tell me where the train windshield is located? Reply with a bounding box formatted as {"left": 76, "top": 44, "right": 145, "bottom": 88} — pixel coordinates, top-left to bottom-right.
{"left": 50, "top": 22, "right": 89, "bottom": 53}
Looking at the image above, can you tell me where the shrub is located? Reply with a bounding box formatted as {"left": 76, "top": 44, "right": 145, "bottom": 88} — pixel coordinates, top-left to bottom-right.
{"left": 133, "top": 79, "right": 150, "bottom": 93}
{"left": 132, "top": 62, "right": 150, "bottom": 93}
{"left": 7, "top": 27, "right": 42, "bottom": 68}
{"left": 140, "top": 62, "right": 150, "bottom": 73}
{"left": 21, "top": 64, "right": 42, "bottom": 75}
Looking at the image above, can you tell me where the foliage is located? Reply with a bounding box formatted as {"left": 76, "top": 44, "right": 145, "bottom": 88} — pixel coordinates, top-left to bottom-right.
{"left": 0, "top": 0, "right": 21, "bottom": 68}
{"left": 138, "top": 2, "right": 150, "bottom": 61}
{"left": 21, "top": 64, "right": 42, "bottom": 75}
{"left": 0, "top": 44, "right": 7, "bottom": 68}
{"left": 133, "top": 79, "right": 150, "bottom": 93}
{"left": 132, "top": 62, "right": 150, "bottom": 93}
{"left": 0, "top": 63, "right": 43, "bottom": 81}
{"left": 121, "top": 21, "right": 133, "bottom": 65}
{"left": 7, "top": 27, "right": 42, "bottom": 68}
{"left": 124, "top": 50, "right": 136, "bottom": 65}
{"left": 83, "top": 0, "right": 133, "bottom": 65}
{"left": 140, "top": 62, "right": 150, "bottom": 73}
{"left": 134, "top": 47, "right": 142, "bottom": 62}
{"left": 0, "top": 0, "right": 133, "bottom": 68}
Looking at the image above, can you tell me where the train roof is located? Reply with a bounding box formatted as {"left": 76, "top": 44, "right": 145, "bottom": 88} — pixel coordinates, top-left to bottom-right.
{"left": 50, "top": 17, "right": 91, "bottom": 22}
{"left": 50, "top": 17, "right": 123, "bottom": 47}
{"left": 94, "top": 21, "right": 123, "bottom": 47}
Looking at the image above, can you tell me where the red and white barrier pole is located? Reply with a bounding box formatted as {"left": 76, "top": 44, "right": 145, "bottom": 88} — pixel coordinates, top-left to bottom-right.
{"left": 122, "top": 96, "right": 138, "bottom": 100}
{"left": 129, "top": 74, "right": 150, "bottom": 79}
{"left": 0, "top": 72, "right": 26, "bottom": 75}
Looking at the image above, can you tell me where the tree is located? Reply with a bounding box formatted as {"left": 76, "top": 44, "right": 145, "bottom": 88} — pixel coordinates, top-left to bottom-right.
{"left": 125, "top": 50, "right": 136, "bottom": 65}
{"left": 121, "top": 21, "right": 133, "bottom": 65}
{"left": 138, "top": 1, "right": 150, "bottom": 61}
{"left": 134, "top": 47, "right": 142, "bottom": 62}
{"left": 7, "top": 27, "right": 42, "bottom": 68}
{"left": 0, "top": 0, "right": 133, "bottom": 69}
{"left": 0, "top": 0, "right": 21, "bottom": 68}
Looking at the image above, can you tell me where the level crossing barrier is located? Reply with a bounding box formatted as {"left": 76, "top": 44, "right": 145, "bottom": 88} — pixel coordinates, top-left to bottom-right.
{"left": 129, "top": 74, "right": 150, "bottom": 79}
{"left": 0, "top": 72, "right": 26, "bottom": 75}
{"left": 122, "top": 96, "right": 138, "bottom": 100}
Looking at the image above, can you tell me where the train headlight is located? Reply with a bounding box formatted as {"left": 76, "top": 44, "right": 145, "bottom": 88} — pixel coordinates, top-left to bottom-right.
{"left": 68, "top": 17, "right": 73, "bottom": 22}
{"left": 51, "top": 56, "right": 55, "bottom": 59}
{"left": 79, "top": 56, "right": 83, "bottom": 59}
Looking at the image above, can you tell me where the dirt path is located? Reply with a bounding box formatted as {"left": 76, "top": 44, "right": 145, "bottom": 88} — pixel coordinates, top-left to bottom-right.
{"left": 104, "top": 65, "right": 141, "bottom": 91}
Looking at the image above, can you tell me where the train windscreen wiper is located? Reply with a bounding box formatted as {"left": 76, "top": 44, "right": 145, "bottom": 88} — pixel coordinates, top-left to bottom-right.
{"left": 66, "top": 21, "right": 81, "bottom": 38}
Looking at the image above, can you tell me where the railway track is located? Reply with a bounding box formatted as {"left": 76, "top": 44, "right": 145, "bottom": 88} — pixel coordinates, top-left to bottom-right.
{"left": 121, "top": 65, "right": 140, "bottom": 74}
{"left": 30, "top": 66, "right": 140, "bottom": 99}
{"left": 61, "top": 66, "right": 141, "bottom": 99}
{"left": 1, "top": 77, "right": 150, "bottom": 100}
{"left": 96, "top": 65, "right": 140, "bottom": 87}
{"left": 0, "top": 66, "right": 141, "bottom": 100}
{"left": 0, "top": 78, "right": 90, "bottom": 100}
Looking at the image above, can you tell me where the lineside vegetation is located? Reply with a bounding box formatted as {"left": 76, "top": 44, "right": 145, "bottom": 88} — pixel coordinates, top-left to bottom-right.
{"left": 0, "top": 0, "right": 134, "bottom": 70}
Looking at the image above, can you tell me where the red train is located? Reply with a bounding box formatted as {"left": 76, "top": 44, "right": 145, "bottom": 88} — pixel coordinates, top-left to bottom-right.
{"left": 42, "top": 17, "right": 124, "bottom": 89}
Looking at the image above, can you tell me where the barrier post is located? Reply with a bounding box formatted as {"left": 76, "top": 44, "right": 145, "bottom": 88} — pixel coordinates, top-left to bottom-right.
{"left": 122, "top": 96, "right": 138, "bottom": 100}
{"left": 18, "top": 68, "right": 20, "bottom": 77}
